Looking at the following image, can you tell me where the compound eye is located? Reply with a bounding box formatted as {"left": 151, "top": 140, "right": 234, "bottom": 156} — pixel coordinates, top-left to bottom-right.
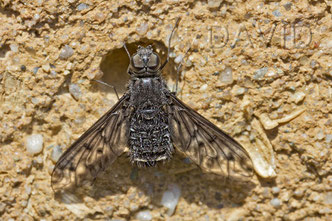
{"left": 132, "top": 53, "right": 144, "bottom": 69}
{"left": 147, "top": 53, "right": 160, "bottom": 69}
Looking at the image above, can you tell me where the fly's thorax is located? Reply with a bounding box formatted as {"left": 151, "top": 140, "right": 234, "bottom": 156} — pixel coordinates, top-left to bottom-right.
{"left": 129, "top": 76, "right": 169, "bottom": 108}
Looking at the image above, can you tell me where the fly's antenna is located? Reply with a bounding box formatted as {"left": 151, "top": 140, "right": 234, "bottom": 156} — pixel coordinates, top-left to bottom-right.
{"left": 123, "top": 43, "right": 131, "bottom": 60}
{"left": 159, "top": 17, "right": 181, "bottom": 71}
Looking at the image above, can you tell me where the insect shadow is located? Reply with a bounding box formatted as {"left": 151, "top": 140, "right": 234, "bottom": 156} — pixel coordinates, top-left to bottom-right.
{"left": 57, "top": 152, "right": 255, "bottom": 212}
{"left": 95, "top": 154, "right": 255, "bottom": 209}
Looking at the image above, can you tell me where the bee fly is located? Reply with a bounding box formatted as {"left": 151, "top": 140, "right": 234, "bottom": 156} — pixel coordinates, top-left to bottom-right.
{"left": 51, "top": 18, "right": 253, "bottom": 191}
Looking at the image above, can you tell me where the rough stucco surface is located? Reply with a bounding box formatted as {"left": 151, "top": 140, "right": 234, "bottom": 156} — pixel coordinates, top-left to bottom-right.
{"left": 0, "top": 0, "right": 331, "bottom": 220}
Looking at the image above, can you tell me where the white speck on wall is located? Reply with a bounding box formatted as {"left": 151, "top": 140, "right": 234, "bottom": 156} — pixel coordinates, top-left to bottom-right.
{"left": 51, "top": 145, "right": 63, "bottom": 162}
{"left": 26, "top": 134, "right": 44, "bottom": 155}
{"left": 161, "top": 183, "right": 181, "bottom": 216}
{"left": 135, "top": 210, "right": 152, "bottom": 221}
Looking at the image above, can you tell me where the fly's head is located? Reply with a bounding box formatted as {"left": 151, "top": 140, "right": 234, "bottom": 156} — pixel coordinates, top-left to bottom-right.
{"left": 128, "top": 45, "right": 161, "bottom": 77}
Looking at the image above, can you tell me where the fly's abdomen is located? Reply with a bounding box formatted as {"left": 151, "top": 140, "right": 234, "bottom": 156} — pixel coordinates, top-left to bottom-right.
{"left": 129, "top": 107, "right": 173, "bottom": 166}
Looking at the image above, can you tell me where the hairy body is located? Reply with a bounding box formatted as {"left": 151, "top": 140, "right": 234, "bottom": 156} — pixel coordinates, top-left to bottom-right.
{"left": 128, "top": 77, "right": 173, "bottom": 165}
{"left": 51, "top": 44, "right": 253, "bottom": 191}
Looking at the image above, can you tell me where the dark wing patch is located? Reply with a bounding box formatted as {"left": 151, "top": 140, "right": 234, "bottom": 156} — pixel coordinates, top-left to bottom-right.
{"left": 167, "top": 93, "right": 253, "bottom": 177}
{"left": 51, "top": 94, "right": 130, "bottom": 191}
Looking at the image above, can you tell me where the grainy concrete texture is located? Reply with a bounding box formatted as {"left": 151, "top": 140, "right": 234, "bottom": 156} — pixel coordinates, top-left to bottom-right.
{"left": 0, "top": 0, "right": 331, "bottom": 220}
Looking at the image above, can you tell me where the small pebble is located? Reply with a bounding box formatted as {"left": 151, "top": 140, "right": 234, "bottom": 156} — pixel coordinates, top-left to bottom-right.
{"left": 200, "top": 57, "right": 207, "bottom": 66}
{"left": 66, "top": 62, "right": 74, "bottom": 70}
{"left": 51, "top": 145, "right": 62, "bottom": 163}
{"left": 50, "top": 70, "right": 57, "bottom": 77}
{"left": 59, "top": 45, "right": 74, "bottom": 60}
{"left": 161, "top": 183, "right": 181, "bottom": 216}
{"left": 136, "top": 23, "right": 148, "bottom": 36}
{"left": 291, "top": 91, "right": 305, "bottom": 104}
{"left": 20, "top": 65, "right": 26, "bottom": 71}
{"left": 272, "top": 10, "right": 282, "bottom": 17}
{"left": 293, "top": 189, "right": 304, "bottom": 198}
{"left": 270, "top": 198, "right": 282, "bottom": 208}
{"left": 235, "top": 87, "right": 246, "bottom": 95}
{"left": 31, "top": 97, "right": 39, "bottom": 105}
{"left": 310, "top": 60, "right": 317, "bottom": 68}
{"left": 319, "top": 207, "right": 331, "bottom": 214}
{"left": 169, "top": 52, "right": 176, "bottom": 58}
{"left": 253, "top": 67, "right": 268, "bottom": 80}
{"left": 241, "top": 59, "right": 248, "bottom": 65}
{"left": 10, "top": 43, "right": 18, "bottom": 52}
{"left": 13, "top": 56, "right": 20, "bottom": 64}
{"left": 271, "top": 187, "right": 280, "bottom": 194}
{"left": 26, "top": 134, "right": 44, "bottom": 155}
{"left": 324, "top": 192, "right": 332, "bottom": 205}
{"left": 69, "top": 83, "right": 82, "bottom": 100}
{"left": 135, "top": 210, "right": 152, "bottom": 221}
{"left": 219, "top": 66, "right": 233, "bottom": 85}
{"left": 25, "top": 185, "right": 32, "bottom": 195}
{"left": 20, "top": 200, "right": 28, "bottom": 207}
{"left": 33, "top": 14, "right": 40, "bottom": 20}
{"left": 77, "top": 3, "right": 89, "bottom": 11}
{"left": 32, "top": 67, "right": 39, "bottom": 74}
{"left": 283, "top": 2, "right": 292, "bottom": 11}
{"left": 42, "top": 64, "right": 50, "bottom": 73}
{"left": 316, "top": 130, "right": 325, "bottom": 140}
{"left": 174, "top": 54, "right": 184, "bottom": 64}
{"left": 289, "top": 86, "right": 296, "bottom": 91}
{"left": 207, "top": 0, "right": 222, "bottom": 9}
{"left": 199, "top": 84, "right": 208, "bottom": 92}
{"left": 185, "top": 59, "right": 192, "bottom": 67}
{"left": 326, "top": 134, "right": 332, "bottom": 143}
{"left": 262, "top": 188, "right": 270, "bottom": 198}
{"left": 35, "top": 156, "right": 43, "bottom": 164}
{"left": 266, "top": 70, "right": 277, "bottom": 78}
{"left": 104, "top": 206, "right": 113, "bottom": 216}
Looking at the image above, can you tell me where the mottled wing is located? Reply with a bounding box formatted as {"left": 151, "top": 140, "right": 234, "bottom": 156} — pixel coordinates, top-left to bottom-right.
{"left": 167, "top": 93, "right": 253, "bottom": 177}
{"left": 51, "top": 94, "right": 130, "bottom": 191}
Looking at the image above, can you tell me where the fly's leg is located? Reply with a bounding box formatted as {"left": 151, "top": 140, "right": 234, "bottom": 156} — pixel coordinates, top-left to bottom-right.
{"left": 93, "top": 79, "right": 120, "bottom": 100}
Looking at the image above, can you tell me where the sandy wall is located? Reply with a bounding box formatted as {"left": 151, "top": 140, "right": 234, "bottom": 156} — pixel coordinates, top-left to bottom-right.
{"left": 0, "top": 0, "right": 331, "bottom": 220}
